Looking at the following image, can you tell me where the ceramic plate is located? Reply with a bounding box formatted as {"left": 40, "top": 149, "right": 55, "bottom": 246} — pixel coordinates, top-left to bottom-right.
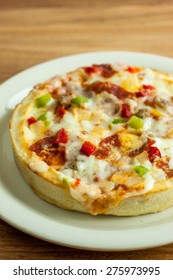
{"left": 1, "top": 51, "right": 173, "bottom": 251}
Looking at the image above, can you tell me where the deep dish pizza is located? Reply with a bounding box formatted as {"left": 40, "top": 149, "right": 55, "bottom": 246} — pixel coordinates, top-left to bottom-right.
{"left": 10, "top": 63, "right": 173, "bottom": 215}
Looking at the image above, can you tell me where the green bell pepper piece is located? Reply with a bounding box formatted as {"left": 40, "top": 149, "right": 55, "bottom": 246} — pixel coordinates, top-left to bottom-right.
{"left": 35, "top": 93, "right": 51, "bottom": 108}
{"left": 134, "top": 165, "right": 149, "bottom": 176}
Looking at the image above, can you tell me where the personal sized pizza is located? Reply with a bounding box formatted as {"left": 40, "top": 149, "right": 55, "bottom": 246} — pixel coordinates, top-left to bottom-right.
{"left": 10, "top": 63, "right": 173, "bottom": 215}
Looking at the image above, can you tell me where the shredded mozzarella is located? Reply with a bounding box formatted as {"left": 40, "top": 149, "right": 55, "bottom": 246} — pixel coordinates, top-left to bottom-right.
{"left": 28, "top": 155, "right": 48, "bottom": 173}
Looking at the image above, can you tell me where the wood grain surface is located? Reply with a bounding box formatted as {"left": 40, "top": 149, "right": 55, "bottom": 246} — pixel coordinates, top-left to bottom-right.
{"left": 1, "top": 0, "right": 173, "bottom": 260}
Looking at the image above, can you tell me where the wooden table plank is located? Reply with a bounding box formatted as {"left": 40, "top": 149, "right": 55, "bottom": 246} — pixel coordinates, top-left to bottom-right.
{"left": 1, "top": 0, "right": 173, "bottom": 260}
{"left": 1, "top": 220, "right": 173, "bottom": 260}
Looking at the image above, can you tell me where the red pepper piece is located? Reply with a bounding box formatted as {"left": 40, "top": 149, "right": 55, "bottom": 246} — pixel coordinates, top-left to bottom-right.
{"left": 121, "top": 103, "right": 132, "bottom": 118}
{"left": 84, "top": 66, "right": 99, "bottom": 75}
{"left": 142, "top": 84, "right": 155, "bottom": 90}
{"left": 80, "top": 141, "right": 97, "bottom": 157}
{"left": 74, "top": 178, "right": 81, "bottom": 187}
{"left": 126, "top": 66, "right": 140, "bottom": 73}
{"left": 136, "top": 84, "right": 155, "bottom": 98}
{"left": 27, "top": 116, "right": 37, "bottom": 125}
{"left": 53, "top": 128, "right": 68, "bottom": 145}
{"left": 147, "top": 146, "right": 161, "bottom": 163}
{"left": 58, "top": 107, "right": 66, "bottom": 118}
{"left": 136, "top": 91, "right": 149, "bottom": 97}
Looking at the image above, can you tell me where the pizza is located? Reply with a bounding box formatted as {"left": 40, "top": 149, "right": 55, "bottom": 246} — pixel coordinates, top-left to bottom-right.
{"left": 10, "top": 63, "right": 173, "bottom": 215}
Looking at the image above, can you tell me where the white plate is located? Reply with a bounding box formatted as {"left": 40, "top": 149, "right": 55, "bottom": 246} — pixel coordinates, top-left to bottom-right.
{"left": 1, "top": 51, "right": 173, "bottom": 251}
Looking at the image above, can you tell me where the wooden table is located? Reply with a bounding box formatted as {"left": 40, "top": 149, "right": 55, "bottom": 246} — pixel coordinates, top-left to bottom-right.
{"left": 1, "top": 0, "right": 173, "bottom": 260}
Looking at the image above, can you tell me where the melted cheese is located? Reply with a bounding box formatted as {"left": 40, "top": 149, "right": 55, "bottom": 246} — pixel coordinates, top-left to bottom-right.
{"left": 28, "top": 154, "right": 49, "bottom": 173}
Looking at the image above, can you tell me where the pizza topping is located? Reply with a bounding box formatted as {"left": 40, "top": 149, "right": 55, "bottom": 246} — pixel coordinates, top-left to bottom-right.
{"left": 129, "top": 138, "right": 155, "bottom": 157}
{"left": 150, "top": 108, "right": 163, "bottom": 118}
{"left": 100, "top": 134, "right": 121, "bottom": 148}
{"left": 30, "top": 136, "right": 55, "bottom": 153}
{"left": 28, "top": 154, "right": 49, "bottom": 173}
{"left": 121, "top": 103, "right": 132, "bottom": 118}
{"left": 53, "top": 128, "right": 68, "bottom": 145}
{"left": 35, "top": 93, "right": 51, "bottom": 108}
{"left": 153, "top": 97, "right": 168, "bottom": 109}
{"left": 94, "top": 146, "right": 110, "bottom": 159}
{"left": 156, "top": 160, "right": 168, "bottom": 172}
{"left": 144, "top": 96, "right": 168, "bottom": 110}
{"left": 164, "top": 169, "right": 173, "bottom": 179}
{"left": 54, "top": 104, "right": 67, "bottom": 118}
{"left": 80, "top": 141, "right": 97, "bottom": 157}
{"left": 29, "top": 135, "right": 66, "bottom": 168}
{"left": 37, "top": 112, "right": 47, "bottom": 121}
{"left": 112, "top": 118, "right": 127, "bottom": 124}
{"left": 71, "top": 96, "right": 89, "bottom": 106}
{"left": 27, "top": 116, "right": 37, "bottom": 125}
{"left": 129, "top": 116, "right": 144, "bottom": 129}
{"left": 92, "top": 134, "right": 120, "bottom": 159}
{"left": 37, "top": 112, "right": 50, "bottom": 127}
{"left": 30, "top": 129, "right": 68, "bottom": 154}
{"left": 126, "top": 66, "right": 141, "bottom": 73}
{"left": 58, "top": 106, "right": 66, "bottom": 117}
{"left": 93, "top": 64, "right": 115, "bottom": 78}
{"left": 156, "top": 160, "right": 173, "bottom": 178}
{"left": 84, "top": 64, "right": 115, "bottom": 78}
{"left": 38, "top": 146, "right": 66, "bottom": 167}
{"left": 147, "top": 146, "right": 161, "bottom": 163}
{"left": 63, "top": 177, "right": 71, "bottom": 188}
{"left": 143, "top": 84, "right": 156, "bottom": 91}
{"left": 136, "top": 91, "right": 149, "bottom": 98}
{"left": 121, "top": 75, "right": 140, "bottom": 92}
{"left": 134, "top": 165, "right": 149, "bottom": 176}
{"left": 84, "top": 66, "right": 99, "bottom": 75}
{"left": 136, "top": 84, "right": 155, "bottom": 98}
{"left": 135, "top": 84, "right": 155, "bottom": 98}
{"left": 74, "top": 178, "right": 81, "bottom": 187}
{"left": 88, "top": 81, "right": 132, "bottom": 99}
{"left": 136, "top": 109, "right": 150, "bottom": 118}
{"left": 57, "top": 92, "right": 73, "bottom": 108}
